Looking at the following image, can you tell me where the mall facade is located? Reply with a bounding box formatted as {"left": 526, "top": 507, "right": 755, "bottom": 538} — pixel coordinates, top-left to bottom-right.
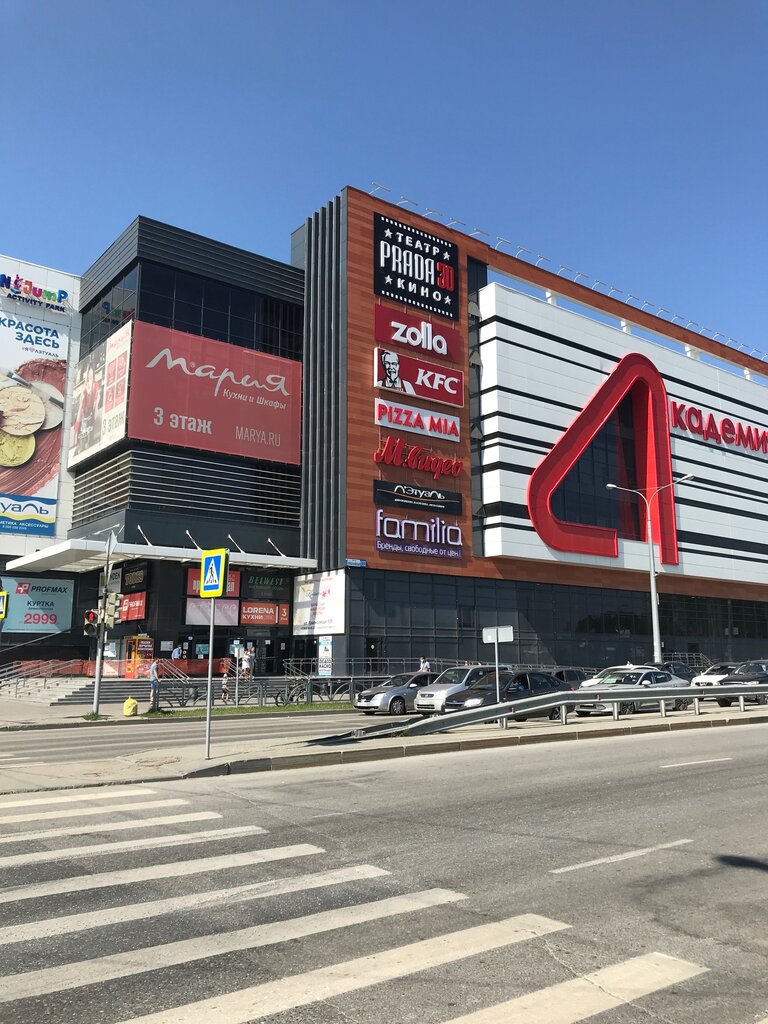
{"left": 3, "top": 188, "right": 768, "bottom": 671}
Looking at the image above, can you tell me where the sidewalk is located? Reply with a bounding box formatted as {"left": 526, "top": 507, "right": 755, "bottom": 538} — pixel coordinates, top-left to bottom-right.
{"left": 2, "top": 704, "right": 767, "bottom": 794}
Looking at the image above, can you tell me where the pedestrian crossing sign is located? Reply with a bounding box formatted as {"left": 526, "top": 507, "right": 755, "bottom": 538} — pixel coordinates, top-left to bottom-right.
{"left": 0, "top": 590, "right": 7, "bottom": 620}
{"left": 199, "top": 548, "right": 228, "bottom": 598}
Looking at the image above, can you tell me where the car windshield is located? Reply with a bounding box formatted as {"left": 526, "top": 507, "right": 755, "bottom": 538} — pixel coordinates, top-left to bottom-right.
{"left": 709, "top": 664, "right": 734, "bottom": 674}
{"left": 732, "top": 662, "right": 767, "bottom": 675}
{"left": 433, "top": 667, "right": 470, "bottom": 685}
{"left": 597, "top": 671, "right": 642, "bottom": 686}
{"left": 378, "top": 674, "right": 412, "bottom": 688}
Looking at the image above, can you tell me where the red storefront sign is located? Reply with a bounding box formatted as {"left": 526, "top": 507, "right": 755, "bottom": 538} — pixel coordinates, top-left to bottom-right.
{"left": 373, "top": 435, "right": 464, "bottom": 480}
{"left": 374, "top": 305, "right": 462, "bottom": 363}
{"left": 374, "top": 348, "right": 464, "bottom": 408}
{"left": 120, "top": 592, "right": 147, "bottom": 621}
{"left": 186, "top": 568, "right": 240, "bottom": 598}
{"left": 240, "top": 601, "right": 290, "bottom": 626}
{"left": 127, "top": 322, "right": 302, "bottom": 464}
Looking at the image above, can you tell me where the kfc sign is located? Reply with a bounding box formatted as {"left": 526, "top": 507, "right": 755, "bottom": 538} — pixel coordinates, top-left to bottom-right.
{"left": 374, "top": 305, "right": 461, "bottom": 363}
{"left": 374, "top": 435, "right": 463, "bottom": 480}
{"left": 373, "top": 214, "right": 459, "bottom": 320}
{"left": 375, "top": 398, "right": 460, "bottom": 442}
{"left": 374, "top": 348, "right": 464, "bottom": 408}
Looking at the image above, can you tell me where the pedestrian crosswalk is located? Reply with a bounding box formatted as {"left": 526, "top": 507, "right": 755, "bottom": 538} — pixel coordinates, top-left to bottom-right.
{"left": 0, "top": 784, "right": 712, "bottom": 1023}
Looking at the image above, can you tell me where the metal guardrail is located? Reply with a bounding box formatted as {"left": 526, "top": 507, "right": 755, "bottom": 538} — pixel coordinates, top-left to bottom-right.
{"left": 351, "top": 683, "right": 768, "bottom": 740}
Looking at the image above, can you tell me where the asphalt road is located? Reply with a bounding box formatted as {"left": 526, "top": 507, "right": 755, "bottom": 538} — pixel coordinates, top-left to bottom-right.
{"left": 2, "top": 724, "right": 768, "bottom": 1023}
{"left": 0, "top": 711, "right": 384, "bottom": 765}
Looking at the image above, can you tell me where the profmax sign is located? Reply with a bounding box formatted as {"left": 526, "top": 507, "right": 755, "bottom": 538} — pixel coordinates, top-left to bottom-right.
{"left": 374, "top": 305, "right": 462, "bottom": 363}
{"left": 375, "top": 508, "right": 463, "bottom": 560}
{"left": 670, "top": 401, "right": 768, "bottom": 454}
{"left": 374, "top": 397, "right": 460, "bottom": 442}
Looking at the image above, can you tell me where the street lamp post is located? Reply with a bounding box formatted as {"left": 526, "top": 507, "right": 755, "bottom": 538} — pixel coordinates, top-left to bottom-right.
{"left": 606, "top": 474, "right": 694, "bottom": 664}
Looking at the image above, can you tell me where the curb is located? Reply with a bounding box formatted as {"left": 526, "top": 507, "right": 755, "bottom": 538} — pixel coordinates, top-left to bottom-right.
{"left": 2, "top": 709, "right": 767, "bottom": 795}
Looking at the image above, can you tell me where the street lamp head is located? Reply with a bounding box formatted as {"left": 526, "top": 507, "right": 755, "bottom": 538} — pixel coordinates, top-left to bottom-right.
{"left": 678, "top": 473, "right": 694, "bottom": 483}
{"left": 606, "top": 483, "right": 617, "bottom": 490}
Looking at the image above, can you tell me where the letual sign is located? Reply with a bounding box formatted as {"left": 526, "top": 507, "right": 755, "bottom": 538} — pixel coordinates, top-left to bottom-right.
{"left": 374, "top": 480, "right": 463, "bottom": 516}
{"left": 373, "top": 214, "right": 459, "bottom": 320}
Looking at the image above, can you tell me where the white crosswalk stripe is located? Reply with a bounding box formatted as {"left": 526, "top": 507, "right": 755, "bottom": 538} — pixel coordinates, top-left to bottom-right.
{"left": 0, "top": 888, "right": 466, "bottom": 1002}
{"left": 0, "top": 844, "right": 324, "bottom": 904}
{"left": 0, "top": 786, "right": 158, "bottom": 808}
{"left": 0, "top": 824, "right": 266, "bottom": 867}
{"left": 0, "top": 864, "right": 390, "bottom": 944}
{"left": 0, "top": 811, "right": 222, "bottom": 844}
{"left": 0, "top": 798, "right": 189, "bottom": 825}
{"left": 112, "top": 914, "right": 570, "bottom": 1024}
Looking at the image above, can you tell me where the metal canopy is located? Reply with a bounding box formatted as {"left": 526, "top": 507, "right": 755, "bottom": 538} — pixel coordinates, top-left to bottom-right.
{"left": 4, "top": 539, "right": 317, "bottom": 576}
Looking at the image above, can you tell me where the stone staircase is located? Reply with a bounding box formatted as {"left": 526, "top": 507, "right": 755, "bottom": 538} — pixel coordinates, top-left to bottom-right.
{"left": 3, "top": 675, "right": 227, "bottom": 706}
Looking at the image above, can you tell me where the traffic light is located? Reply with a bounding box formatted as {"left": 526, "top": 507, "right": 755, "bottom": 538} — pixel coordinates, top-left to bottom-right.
{"left": 105, "top": 592, "right": 123, "bottom": 628}
{"left": 83, "top": 609, "right": 99, "bottom": 637}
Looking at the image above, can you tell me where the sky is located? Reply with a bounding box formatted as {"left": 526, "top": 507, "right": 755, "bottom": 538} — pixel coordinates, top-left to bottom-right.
{"left": 4, "top": 0, "right": 767, "bottom": 352}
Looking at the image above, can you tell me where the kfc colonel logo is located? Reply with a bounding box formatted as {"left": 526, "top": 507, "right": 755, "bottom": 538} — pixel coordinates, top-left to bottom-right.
{"left": 374, "top": 305, "right": 461, "bottom": 363}
{"left": 374, "top": 348, "right": 464, "bottom": 408}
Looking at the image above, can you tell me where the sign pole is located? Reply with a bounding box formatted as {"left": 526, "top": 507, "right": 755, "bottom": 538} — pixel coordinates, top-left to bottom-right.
{"left": 93, "top": 531, "right": 118, "bottom": 716}
{"left": 205, "top": 597, "right": 215, "bottom": 760}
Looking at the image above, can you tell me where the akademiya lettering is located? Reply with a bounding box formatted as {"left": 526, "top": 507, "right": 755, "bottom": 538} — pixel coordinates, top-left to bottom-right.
{"left": 670, "top": 401, "right": 768, "bottom": 454}
{"left": 145, "top": 348, "right": 290, "bottom": 398}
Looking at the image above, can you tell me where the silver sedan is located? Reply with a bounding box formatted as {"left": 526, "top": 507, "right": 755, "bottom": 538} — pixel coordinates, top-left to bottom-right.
{"left": 354, "top": 670, "right": 438, "bottom": 716}
{"left": 575, "top": 669, "right": 692, "bottom": 717}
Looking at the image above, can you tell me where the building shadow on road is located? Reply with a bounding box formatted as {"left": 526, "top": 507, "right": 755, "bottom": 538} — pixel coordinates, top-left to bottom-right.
{"left": 717, "top": 854, "right": 768, "bottom": 873}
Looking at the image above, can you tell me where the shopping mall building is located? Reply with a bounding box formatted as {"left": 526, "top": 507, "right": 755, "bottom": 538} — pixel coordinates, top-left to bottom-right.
{"left": 2, "top": 187, "right": 768, "bottom": 672}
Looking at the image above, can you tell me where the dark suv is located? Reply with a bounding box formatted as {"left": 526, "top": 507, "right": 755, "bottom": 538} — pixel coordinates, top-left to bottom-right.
{"left": 444, "top": 670, "right": 575, "bottom": 720}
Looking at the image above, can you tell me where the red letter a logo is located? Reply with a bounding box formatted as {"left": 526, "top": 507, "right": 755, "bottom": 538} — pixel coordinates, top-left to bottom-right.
{"left": 527, "top": 352, "right": 679, "bottom": 565}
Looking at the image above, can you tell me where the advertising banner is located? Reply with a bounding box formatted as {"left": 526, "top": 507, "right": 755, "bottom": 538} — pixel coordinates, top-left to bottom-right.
{"left": 119, "top": 591, "right": 146, "bottom": 622}
{"left": 68, "top": 321, "right": 131, "bottom": 469}
{"left": 240, "top": 572, "right": 291, "bottom": 601}
{"left": 127, "top": 323, "right": 302, "bottom": 464}
{"left": 0, "top": 291, "right": 71, "bottom": 535}
{"left": 373, "top": 480, "right": 463, "bottom": 515}
{"left": 374, "top": 305, "right": 462, "bottom": 363}
{"left": 186, "top": 568, "right": 240, "bottom": 598}
{"left": 2, "top": 576, "right": 74, "bottom": 632}
{"left": 374, "top": 348, "right": 464, "bottom": 407}
{"left": 122, "top": 561, "right": 150, "bottom": 594}
{"left": 185, "top": 598, "right": 239, "bottom": 626}
{"left": 240, "top": 601, "right": 290, "bottom": 626}
{"left": 292, "top": 570, "right": 346, "bottom": 636}
{"left": 318, "top": 636, "right": 333, "bottom": 676}
{"left": 374, "top": 397, "right": 460, "bottom": 443}
{"left": 373, "top": 213, "right": 459, "bottom": 320}
{"left": 375, "top": 508, "right": 463, "bottom": 560}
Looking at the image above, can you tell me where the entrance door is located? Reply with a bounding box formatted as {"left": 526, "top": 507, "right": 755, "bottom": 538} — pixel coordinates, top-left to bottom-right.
{"left": 365, "top": 637, "right": 385, "bottom": 673}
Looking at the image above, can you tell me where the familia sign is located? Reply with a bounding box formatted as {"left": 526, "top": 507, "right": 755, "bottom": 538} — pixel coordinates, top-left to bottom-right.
{"left": 375, "top": 508, "right": 463, "bottom": 560}
{"left": 373, "top": 214, "right": 459, "bottom": 320}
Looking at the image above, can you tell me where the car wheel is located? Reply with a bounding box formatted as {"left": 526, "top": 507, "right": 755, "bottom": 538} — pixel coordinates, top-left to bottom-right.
{"left": 673, "top": 699, "right": 691, "bottom": 711}
{"left": 716, "top": 698, "right": 733, "bottom": 707}
{"left": 619, "top": 701, "right": 635, "bottom": 716}
{"left": 548, "top": 707, "right": 561, "bottom": 721}
{"left": 363, "top": 710, "right": 376, "bottom": 715}
{"left": 576, "top": 710, "right": 590, "bottom": 717}
{"left": 389, "top": 697, "right": 407, "bottom": 716}
{"left": 756, "top": 696, "right": 767, "bottom": 706}
{"left": 515, "top": 716, "right": 528, "bottom": 723}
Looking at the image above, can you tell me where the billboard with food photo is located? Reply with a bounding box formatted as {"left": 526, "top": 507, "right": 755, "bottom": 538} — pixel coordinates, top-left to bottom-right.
{"left": 0, "top": 292, "right": 71, "bottom": 535}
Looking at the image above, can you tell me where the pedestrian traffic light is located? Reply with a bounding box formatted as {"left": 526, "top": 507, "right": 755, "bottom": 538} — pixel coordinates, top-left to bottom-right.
{"left": 83, "top": 609, "right": 99, "bottom": 637}
{"left": 105, "top": 592, "right": 123, "bottom": 628}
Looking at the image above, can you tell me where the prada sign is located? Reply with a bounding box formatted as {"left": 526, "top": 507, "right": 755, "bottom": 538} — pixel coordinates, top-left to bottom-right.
{"left": 374, "top": 480, "right": 462, "bottom": 515}
{"left": 373, "top": 214, "right": 459, "bottom": 320}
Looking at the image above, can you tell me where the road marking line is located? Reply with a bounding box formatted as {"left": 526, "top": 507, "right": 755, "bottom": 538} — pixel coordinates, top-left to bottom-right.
{"left": 0, "top": 864, "right": 390, "bottom": 945}
{"left": 441, "top": 952, "right": 707, "bottom": 1022}
{"left": 0, "top": 799, "right": 189, "bottom": 825}
{"left": 0, "top": 825, "right": 266, "bottom": 868}
{"left": 0, "top": 812, "right": 222, "bottom": 845}
{"left": 0, "top": 787, "right": 156, "bottom": 809}
{"left": 0, "top": 761, "right": 46, "bottom": 768}
{"left": 0, "top": 844, "right": 324, "bottom": 905}
{"left": 0, "top": 888, "right": 465, "bottom": 1002}
{"left": 110, "top": 913, "right": 569, "bottom": 1024}
{"left": 660, "top": 757, "right": 733, "bottom": 768}
{"left": 551, "top": 840, "right": 692, "bottom": 874}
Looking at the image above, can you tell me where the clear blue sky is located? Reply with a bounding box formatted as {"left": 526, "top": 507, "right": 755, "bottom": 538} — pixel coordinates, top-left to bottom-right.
{"left": 5, "top": 1, "right": 766, "bottom": 350}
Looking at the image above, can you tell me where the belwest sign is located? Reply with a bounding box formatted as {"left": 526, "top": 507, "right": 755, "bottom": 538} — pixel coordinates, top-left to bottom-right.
{"left": 375, "top": 398, "right": 460, "bottom": 442}
{"left": 127, "top": 323, "right": 301, "bottom": 464}
{"left": 373, "top": 436, "right": 463, "bottom": 480}
{"left": 374, "top": 348, "right": 464, "bottom": 407}
{"left": 374, "top": 305, "right": 462, "bottom": 362}
{"left": 670, "top": 402, "right": 768, "bottom": 453}
{"left": 373, "top": 214, "right": 459, "bottom": 320}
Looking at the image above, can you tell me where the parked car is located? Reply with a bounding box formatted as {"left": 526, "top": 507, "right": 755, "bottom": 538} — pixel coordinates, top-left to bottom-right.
{"left": 579, "top": 664, "right": 658, "bottom": 688}
{"left": 553, "top": 668, "right": 590, "bottom": 685}
{"left": 444, "top": 670, "right": 576, "bottom": 720}
{"left": 708, "top": 661, "right": 768, "bottom": 707}
{"left": 414, "top": 664, "right": 512, "bottom": 715}
{"left": 691, "top": 663, "right": 738, "bottom": 688}
{"left": 655, "top": 660, "right": 697, "bottom": 682}
{"left": 575, "top": 668, "right": 692, "bottom": 716}
{"left": 353, "top": 670, "right": 439, "bottom": 715}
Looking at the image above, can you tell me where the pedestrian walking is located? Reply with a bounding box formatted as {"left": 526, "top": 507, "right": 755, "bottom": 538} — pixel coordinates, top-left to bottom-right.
{"left": 242, "top": 648, "right": 252, "bottom": 680}
{"left": 148, "top": 658, "right": 160, "bottom": 712}
{"left": 221, "top": 671, "right": 230, "bottom": 704}
{"left": 419, "top": 656, "right": 431, "bottom": 672}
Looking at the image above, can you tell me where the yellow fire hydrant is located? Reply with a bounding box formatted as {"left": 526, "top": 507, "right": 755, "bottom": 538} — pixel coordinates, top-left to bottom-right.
{"left": 123, "top": 695, "right": 139, "bottom": 717}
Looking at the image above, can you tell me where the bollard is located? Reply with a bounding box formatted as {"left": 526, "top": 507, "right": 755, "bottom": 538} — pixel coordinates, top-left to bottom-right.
{"left": 612, "top": 702, "right": 620, "bottom": 721}
{"left": 499, "top": 716, "right": 508, "bottom": 730}
{"left": 560, "top": 704, "right": 568, "bottom": 725}
{"left": 693, "top": 697, "right": 701, "bottom": 716}
{"left": 660, "top": 699, "right": 667, "bottom": 718}
{"left": 739, "top": 695, "right": 745, "bottom": 712}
